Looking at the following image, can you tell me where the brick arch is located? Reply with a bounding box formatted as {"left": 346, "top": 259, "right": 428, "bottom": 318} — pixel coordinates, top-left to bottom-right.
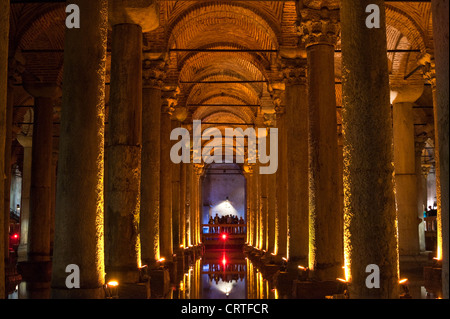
{"left": 166, "top": 1, "right": 282, "bottom": 48}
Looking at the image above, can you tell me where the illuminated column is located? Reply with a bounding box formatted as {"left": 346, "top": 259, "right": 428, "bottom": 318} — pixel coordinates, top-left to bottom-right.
{"left": 252, "top": 164, "right": 260, "bottom": 249}
{"left": 16, "top": 134, "right": 32, "bottom": 262}
{"left": 243, "top": 165, "right": 254, "bottom": 246}
{"left": 391, "top": 86, "right": 423, "bottom": 256}
{"left": 274, "top": 90, "right": 288, "bottom": 259}
{"left": 105, "top": 21, "right": 142, "bottom": 283}
{"left": 259, "top": 168, "right": 268, "bottom": 251}
{"left": 192, "top": 163, "right": 204, "bottom": 246}
{"left": 415, "top": 140, "right": 427, "bottom": 252}
{"left": 186, "top": 163, "right": 192, "bottom": 247}
{"left": 172, "top": 120, "right": 181, "bottom": 250}
{"left": 341, "top": 0, "right": 399, "bottom": 298}
{"left": 196, "top": 166, "right": 204, "bottom": 244}
{"left": 282, "top": 57, "right": 309, "bottom": 266}
{"left": 430, "top": 0, "right": 449, "bottom": 298}
{"left": 267, "top": 160, "right": 278, "bottom": 255}
{"left": 160, "top": 88, "right": 176, "bottom": 260}
{"left": 179, "top": 163, "right": 187, "bottom": 249}
{"left": 51, "top": 0, "right": 108, "bottom": 299}
{"left": 21, "top": 84, "right": 59, "bottom": 283}
{"left": 140, "top": 57, "right": 165, "bottom": 267}
{"left": 0, "top": 0, "right": 9, "bottom": 299}
{"left": 420, "top": 55, "right": 446, "bottom": 267}
{"left": 298, "top": 7, "right": 342, "bottom": 279}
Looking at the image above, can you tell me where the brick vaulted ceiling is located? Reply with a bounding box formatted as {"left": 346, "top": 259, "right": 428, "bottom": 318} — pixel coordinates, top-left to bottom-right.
{"left": 8, "top": 0, "right": 436, "bottom": 168}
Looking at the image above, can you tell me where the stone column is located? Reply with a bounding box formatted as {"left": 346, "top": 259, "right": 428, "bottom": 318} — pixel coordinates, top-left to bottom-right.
{"left": 298, "top": 7, "right": 342, "bottom": 279}
{"left": 252, "top": 164, "right": 260, "bottom": 249}
{"left": 341, "top": 0, "right": 399, "bottom": 298}
{"left": 21, "top": 84, "right": 59, "bottom": 283}
{"left": 0, "top": 0, "right": 9, "bottom": 299}
{"left": 282, "top": 58, "right": 309, "bottom": 267}
{"left": 172, "top": 120, "right": 181, "bottom": 250}
{"left": 186, "top": 163, "right": 192, "bottom": 247}
{"left": 51, "top": 0, "right": 108, "bottom": 299}
{"left": 50, "top": 151, "right": 58, "bottom": 255}
{"left": 274, "top": 90, "right": 288, "bottom": 259}
{"left": 391, "top": 86, "right": 423, "bottom": 256}
{"left": 431, "top": 0, "right": 449, "bottom": 299}
{"left": 105, "top": 21, "right": 142, "bottom": 283}
{"left": 260, "top": 169, "right": 268, "bottom": 252}
{"left": 16, "top": 134, "right": 32, "bottom": 262}
{"left": 141, "top": 57, "right": 165, "bottom": 267}
{"left": 160, "top": 88, "right": 176, "bottom": 260}
{"left": 243, "top": 165, "right": 254, "bottom": 246}
{"left": 179, "top": 163, "right": 187, "bottom": 249}
{"left": 415, "top": 140, "right": 427, "bottom": 252}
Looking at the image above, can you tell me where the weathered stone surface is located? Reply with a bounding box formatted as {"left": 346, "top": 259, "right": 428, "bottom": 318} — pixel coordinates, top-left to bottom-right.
{"left": 108, "top": 0, "right": 159, "bottom": 32}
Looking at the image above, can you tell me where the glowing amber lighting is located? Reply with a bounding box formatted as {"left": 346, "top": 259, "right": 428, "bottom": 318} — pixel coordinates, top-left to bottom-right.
{"left": 336, "top": 278, "right": 347, "bottom": 283}
{"left": 282, "top": 257, "right": 287, "bottom": 262}
{"left": 107, "top": 280, "right": 119, "bottom": 287}
{"left": 398, "top": 278, "right": 408, "bottom": 284}
{"left": 158, "top": 257, "right": 165, "bottom": 262}
{"left": 298, "top": 265, "right": 306, "bottom": 270}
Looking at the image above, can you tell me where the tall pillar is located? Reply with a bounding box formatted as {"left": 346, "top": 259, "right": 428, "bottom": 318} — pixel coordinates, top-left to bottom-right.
{"left": 22, "top": 85, "right": 59, "bottom": 278}
{"left": 415, "top": 140, "right": 427, "bottom": 252}
{"left": 140, "top": 57, "right": 165, "bottom": 267}
{"left": 0, "top": 0, "right": 10, "bottom": 297}
{"left": 298, "top": 6, "right": 342, "bottom": 279}
{"left": 282, "top": 58, "right": 309, "bottom": 266}
{"left": 50, "top": 151, "right": 58, "bottom": 255}
{"left": 274, "top": 90, "right": 288, "bottom": 259}
{"left": 186, "top": 163, "right": 192, "bottom": 247}
{"left": 16, "top": 134, "right": 32, "bottom": 263}
{"left": 160, "top": 88, "right": 176, "bottom": 260}
{"left": 243, "top": 165, "right": 254, "bottom": 246}
{"left": 252, "top": 164, "right": 260, "bottom": 249}
{"left": 391, "top": 87, "right": 423, "bottom": 256}
{"left": 340, "top": 0, "right": 399, "bottom": 298}
{"left": 179, "top": 163, "right": 187, "bottom": 249}
{"left": 105, "top": 22, "right": 142, "bottom": 283}
{"left": 431, "top": 0, "right": 449, "bottom": 299}
{"left": 51, "top": 0, "right": 108, "bottom": 299}
{"left": 172, "top": 121, "right": 181, "bottom": 250}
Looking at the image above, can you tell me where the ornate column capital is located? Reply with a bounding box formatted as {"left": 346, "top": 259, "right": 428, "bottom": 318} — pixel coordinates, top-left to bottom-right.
{"left": 143, "top": 57, "right": 167, "bottom": 89}
{"left": 269, "top": 87, "right": 285, "bottom": 116}
{"left": 8, "top": 50, "right": 26, "bottom": 86}
{"left": 281, "top": 57, "right": 307, "bottom": 86}
{"left": 418, "top": 52, "right": 436, "bottom": 88}
{"left": 297, "top": 7, "right": 340, "bottom": 47}
{"left": 108, "top": 0, "right": 159, "bottom": 32}
{"left": 161, "top": 86, "right": 179, "bottom": 115}
{"left": 193, "top": 163, "right": 205, "bottom": 176}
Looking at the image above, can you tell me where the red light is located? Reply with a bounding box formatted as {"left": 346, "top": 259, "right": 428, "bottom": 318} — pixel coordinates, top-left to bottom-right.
{"left": 12, "top": 234, "right": 18, "bottom": 239}
{"left": 221, "top": 234, "right": 227, "bottom": 240}
{"left": 222, "top": 257, "right": 227, "bottom": 266}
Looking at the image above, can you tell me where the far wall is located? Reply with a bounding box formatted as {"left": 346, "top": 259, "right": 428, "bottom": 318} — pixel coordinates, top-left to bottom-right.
{"left": 202, "top": 172, "right": 246, "bottom": 230}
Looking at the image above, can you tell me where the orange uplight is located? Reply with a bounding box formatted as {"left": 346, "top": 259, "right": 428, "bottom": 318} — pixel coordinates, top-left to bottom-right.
{"left": 158, "top": 258, "right": 165, "bottom": 263}
{"left": 336, "top": 278, "right": 347, "bottom": 283}
{"left": 298, "top": 265, "right": 306, "bottom": 270}
{"left": 398, "top": 278, "right": 408, "bottom": 284}
{"left": 107, "top": 280, "right": 119, "bottom": 287}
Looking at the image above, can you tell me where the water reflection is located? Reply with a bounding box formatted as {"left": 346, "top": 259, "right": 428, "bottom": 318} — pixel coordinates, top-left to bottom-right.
{"left": 174, "top": 249, "right": 277, "bottom": 299}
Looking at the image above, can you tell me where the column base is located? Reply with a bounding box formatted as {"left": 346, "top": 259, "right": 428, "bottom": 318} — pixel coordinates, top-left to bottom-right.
{"left": 17, "top": 244, "right": 28, "bottom": 263}
{"left": 105, "top": 266, "right": 140, "bottom": 284}
{"left": 149, "top": 268, "right": 171, "bottom": 298}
